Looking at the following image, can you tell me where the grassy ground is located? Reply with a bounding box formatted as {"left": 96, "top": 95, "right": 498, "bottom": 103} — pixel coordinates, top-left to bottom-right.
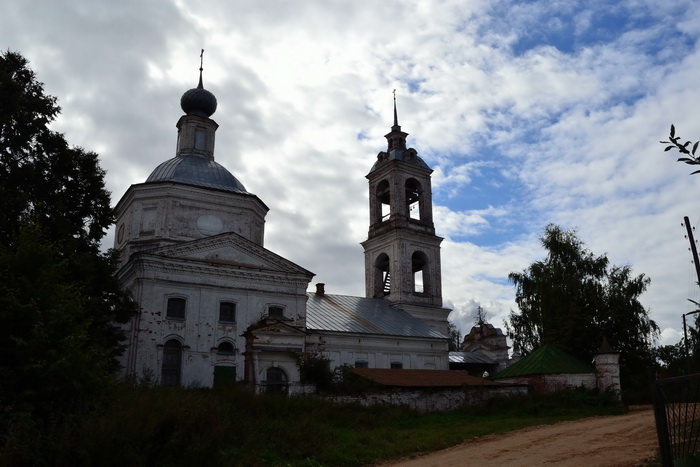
{"left": 1, "top": 384, "right": 626, "bottom": 467}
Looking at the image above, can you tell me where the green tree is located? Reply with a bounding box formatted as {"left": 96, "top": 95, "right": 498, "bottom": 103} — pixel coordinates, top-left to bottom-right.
{"left": 0, "top": 51, "right": 135, "bottom": 423}
{"left": 685, "top": 312, "right": 700, "bottom": 373}
{"left": 660, "top": 124, "right": 700, "bottom": 174}
{"left": 657, "top": 312, "right": 700, "bottom": 377}
{"left": 654, "top": 342, "right": 686, "bottom": 378}
{"left": 474, "top": 305, "right": 487, "bottom": 326}
{"left": 447, "top": 321, "right": 462, "bottom": 351}
{"left": 506, "top": 224, "right": 658, "bottom": 401}
{"left": 297, "top": 352, "right": 333, "bottom": 392}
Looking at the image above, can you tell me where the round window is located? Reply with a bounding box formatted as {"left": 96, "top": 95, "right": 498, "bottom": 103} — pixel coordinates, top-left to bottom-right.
{"left": 196, "top": 214, "right": 224, "bottom": 236}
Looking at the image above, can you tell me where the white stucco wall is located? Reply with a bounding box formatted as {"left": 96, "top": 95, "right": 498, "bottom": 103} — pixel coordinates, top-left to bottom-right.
{"left": 306, "top": 332, "right": 449, "bottom": 371}
{"left": 594, "top": 353, "right": 621, "bottom": 396}
{"left": 118, "top": 247, "right": 310, "bottom": 388}
{"left": 496, "top": 373, "right": 597, "bottom": 393}
{"left": 324, "top": 385, "right": 528, "bottom": 413}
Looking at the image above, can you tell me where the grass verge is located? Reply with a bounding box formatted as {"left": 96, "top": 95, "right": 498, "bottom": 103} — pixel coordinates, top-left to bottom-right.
{"left": 1, "top": 385, "right": 626, "bottom": 466}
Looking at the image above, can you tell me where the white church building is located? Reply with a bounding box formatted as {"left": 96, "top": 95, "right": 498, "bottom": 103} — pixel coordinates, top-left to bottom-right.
{"left": 114, "top": 67, "right": 451, "bottom": 393}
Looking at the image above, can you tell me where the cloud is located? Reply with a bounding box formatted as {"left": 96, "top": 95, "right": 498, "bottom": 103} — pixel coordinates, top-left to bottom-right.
{"left": 2, "top": 0, "right": 699, "bottom": 348}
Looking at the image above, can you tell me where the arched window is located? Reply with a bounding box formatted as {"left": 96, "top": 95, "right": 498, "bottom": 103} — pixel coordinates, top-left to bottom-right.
{"left": 217, "top": 341, "right": 235, "bottom": 355}
{"left": 166, "top": 297, "right": 186, "bottom": 320}
{"left": 265, "top": 367, "right": 288, "bottom": 394}
{"left": 161, "top": 339, "right": 182, "bottom": 386}
{"left": 405, "top": 178, "right": 423, "bottom": 220}
{"left": 373, "top": 253, "right": 391, "bottom": 298}
{"left": 412, "top": 251, "right": 430, "bottom": 295}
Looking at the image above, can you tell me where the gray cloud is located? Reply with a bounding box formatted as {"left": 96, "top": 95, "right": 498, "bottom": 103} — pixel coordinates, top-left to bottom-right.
{"left": 2, "top": 0, "right": 699, "bottom": 346}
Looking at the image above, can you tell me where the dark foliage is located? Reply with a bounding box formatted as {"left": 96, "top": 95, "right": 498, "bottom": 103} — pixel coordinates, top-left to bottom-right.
{"left": 0, "top": 51, "right": 135, "bottom": 431}
{"left": 297, "top": 352, "right": 334, "bottom": 391}
{"left": 471, "top": 386, "right": 624, "bottom": 418}
{"left": 660, "top": 124, "right": 700, "bottom": 174}
{"left": 447, "top": 321, "right": 462, "bottom": 351}
{"left": 684, "top": 313, "right": 700, "bottom": 373}
{"left": 654, "top": 313, "right": 700, "bottom": 377}
{"left": 654, "top": 342, "right": 687, "bottom": 378}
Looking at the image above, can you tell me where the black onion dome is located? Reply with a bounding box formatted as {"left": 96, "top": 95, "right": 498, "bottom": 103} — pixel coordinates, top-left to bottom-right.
{"left": 146, "top": 155, "right": 248, "bottom": 193}
{"left": 180, "top": 81, "right": 217, "bottom": 118}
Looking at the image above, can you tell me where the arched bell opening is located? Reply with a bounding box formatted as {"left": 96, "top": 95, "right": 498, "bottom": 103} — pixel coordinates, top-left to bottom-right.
{"left": 373, "top": 179, "right": 391, "bottom": 223}
{"left": 411, "top": 251, "right": 431, "bottom": 296}
{"left": 405, "top": 178, "right": 423, "bottom": 221}
{"left": 373, "top": 253, "right": 391, "bottom": 297}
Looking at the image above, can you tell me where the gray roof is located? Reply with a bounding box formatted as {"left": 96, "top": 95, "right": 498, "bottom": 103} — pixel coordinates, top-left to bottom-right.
{"left": 306, "top": 293, "right": 447, "bottom": 339}
{"left": 369, "top": 148, "right": 430, "bottom": 173}
{"left": 449, "top": 352, "right": 497, "bottom": 365}
{"left": 146, "top": 154, "right": 249, "bottom": 194}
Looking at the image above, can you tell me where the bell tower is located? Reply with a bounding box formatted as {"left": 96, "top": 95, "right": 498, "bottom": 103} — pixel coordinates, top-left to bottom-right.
{"left": 361, "top": 95, "right": 450, "bottom": 333}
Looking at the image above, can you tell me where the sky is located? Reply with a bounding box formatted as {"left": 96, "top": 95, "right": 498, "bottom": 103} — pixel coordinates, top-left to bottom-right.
{"left": 2, "top": 0, "right": 700, "bottom": 347}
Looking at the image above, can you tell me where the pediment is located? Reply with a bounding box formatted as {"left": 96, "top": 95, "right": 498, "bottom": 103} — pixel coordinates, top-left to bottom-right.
{"left": 247, "top": 319, "right": 308, "bottom": 337}
{"left": 147, "top": 232, "right": 313, "bottom": 276}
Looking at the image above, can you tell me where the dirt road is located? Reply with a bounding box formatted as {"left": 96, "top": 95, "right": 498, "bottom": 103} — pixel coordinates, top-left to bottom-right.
{"left": 385, "top": 406, "right": 658, "bottom": 466}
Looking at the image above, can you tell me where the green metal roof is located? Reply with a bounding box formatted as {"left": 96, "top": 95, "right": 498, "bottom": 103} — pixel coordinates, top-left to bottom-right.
{"left": 493, "top": 344, "right": 594, "bottom": 379}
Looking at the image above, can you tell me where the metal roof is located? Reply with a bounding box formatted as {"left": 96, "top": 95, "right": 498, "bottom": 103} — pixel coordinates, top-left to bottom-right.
{"left": 448, "top": 351, "right": 497, "bottom": 365}
{"left": 493, "top": 344, "right": 594, "bottom": 379}
{"left": 369, "top": 148, "right": 431, "bottom": 173}
{"left": 305, "top": 293, "right": 447, "bottom": 339}
{"left": 146, "top": 154, "right": 249, "bottom": 193}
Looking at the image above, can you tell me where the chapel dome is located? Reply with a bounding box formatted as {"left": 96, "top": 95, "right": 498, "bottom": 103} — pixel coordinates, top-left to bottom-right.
{"left": 146, "top": 154, "right": 248, "bottom": 193}
{"left": 180, "top": 86, "right": 217, "bottom": 118}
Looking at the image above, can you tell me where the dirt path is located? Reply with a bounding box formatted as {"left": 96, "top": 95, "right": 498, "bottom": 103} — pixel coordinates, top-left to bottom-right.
{"left": 385, "top": 406, "right": 658, "bottom": 467}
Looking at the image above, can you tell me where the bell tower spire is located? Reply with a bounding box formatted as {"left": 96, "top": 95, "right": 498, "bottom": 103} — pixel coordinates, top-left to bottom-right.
{"left": 385, "top": 90, "right": 408, "bottom": 154}
{"left": 360, "top": 94, "right": 450, "bottom": 334}
{"left": 393, "top": 89, "right": 399, "bottom": 129}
